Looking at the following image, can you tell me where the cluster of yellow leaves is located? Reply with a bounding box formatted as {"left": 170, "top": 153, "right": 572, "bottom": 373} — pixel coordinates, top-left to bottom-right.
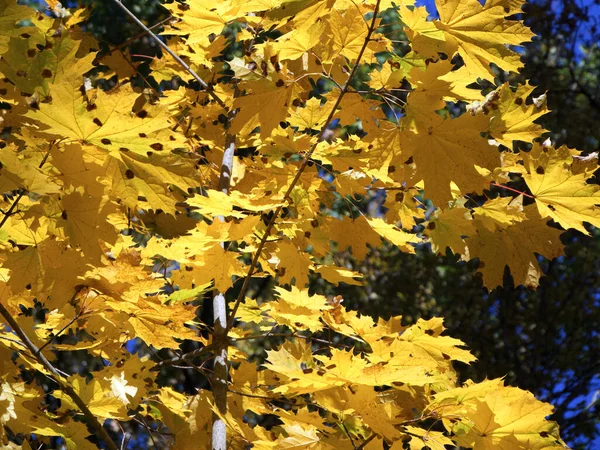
{"left": 0, "top": 0, "right": 592, "bottom": 447}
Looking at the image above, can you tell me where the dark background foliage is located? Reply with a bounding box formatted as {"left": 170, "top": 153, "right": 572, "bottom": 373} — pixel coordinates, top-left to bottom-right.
{"left": 19, "top": 0, "right": 600, "bottom": 448}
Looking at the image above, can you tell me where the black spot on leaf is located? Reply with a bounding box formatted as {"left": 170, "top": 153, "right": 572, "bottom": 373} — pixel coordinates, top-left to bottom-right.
{"left": 125, "top": 169, "right": 134, "bottom": 179}
{"left": 41, "top": 69, "right": 52, "bottom": 79}
{"left": 93, "top": 118, "right": 103, "bottom": 127}
{"left": 101, "top": 138, "right": 111, "bottom": 145}
{"left": 136, "top": 110, "right": 148, "bottom": 119}
{"left": 150, "top": 143, "right": 163, "bottom": 151}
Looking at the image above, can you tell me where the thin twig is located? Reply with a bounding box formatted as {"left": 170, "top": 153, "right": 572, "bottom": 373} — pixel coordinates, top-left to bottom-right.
{"left": 226, "top": 0, "right": 383, "bottom": 330}
{"left": 227, "top": 388, "right": 279, "bottom": 401}
{"left": 0, "top": 141, "right": 55, "bottom": 229}
{"left": 0, "top": 302, "right": 119, "bottom": 450}
{"left": 356, "top": 434, "right": 376, "bottom": 450}
{"left": 340, "top": 422, "right": 358, "bottom": 449}
{"left": 37, "top": 287, "right": 86, "bottom": 354}
{"left": 150, "top": 345, "right": 213, "bottom": 371}
{"left": 110, "top": 0, "right": 229, "bottom": 111}
{"left": 0, "top": 334, "right": 28, "bottom": 348}
{"left": 0, "top": 192, "right": 25, "bottom": 229}
{"left": 231, "top": 331, "right": 351, "bottom": 349}
{"left": 107, "top": 15, "right": 174, "bottom": 55}
{"left": 133, "top": 415, "right": 160, "bottom": 449}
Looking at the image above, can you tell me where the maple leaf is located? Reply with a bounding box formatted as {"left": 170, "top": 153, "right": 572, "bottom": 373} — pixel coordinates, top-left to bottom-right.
{"left": 0, "top": 144, "right": 61, "bottom": 195}
{"left": 3, "top": 239, "right": 87, "bottom": 301}
{"left": 400, "top": 5, "right": 446, "bottom": 60}
{"left": 426, "top": 205, "right": 474, "bottom": 255}
{"left": 320, "top": 5, "right": 370, "bottom": 63}
{"left": 231, "top": 79, "right": 298, "bottom": 138}
{"left": 0, "top": 0, "right": 39, "bottom": 54}
{"left": 431, "top": 379, "right": 565, "bottom": 449}
{"left": 486, "top": 83, "right": 549, "bottom": 146}
{"left": 173, "top": 243, "right": 246, "bottom": 292}
{"left": 401, "top": 112, "right": 500, "bottom": 203}
{"left": 55, "top": 376, "right": 128, "bottom": 420}
{"left": 434, "top": 0, "right": 534, "bottom": 80}
{"left": 186, "top": 189, "right": 282, "bottom": 219}
{"left": 466, "top": 205, "right": 564, "bottom": 288}
{"left": 28, "top": 84, "right": 185, "bottom": 155}
{"left": 106, "top": 296, "right": 205, "bottom": 349}
{"left": 261, "top": 286, "right": 330, "bottom": 332}
{"left": 163, "top": 1, "right": 237, "bottom": 46}
{"left": 273, "top": 21, "right": 326, "bottom": 61}
{"left": 522, "top": 146, "right": 600, "bottom": 234}
{"left": 287, "top": 97, "right": 331, "bottom": 131}
{"left": 56, "top": 191, "right": 118, "bottom": 260}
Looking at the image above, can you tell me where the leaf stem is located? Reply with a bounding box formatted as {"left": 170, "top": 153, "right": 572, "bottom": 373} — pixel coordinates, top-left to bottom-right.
{"left": 490, "top": 181, "right": 535, "bottom": 199}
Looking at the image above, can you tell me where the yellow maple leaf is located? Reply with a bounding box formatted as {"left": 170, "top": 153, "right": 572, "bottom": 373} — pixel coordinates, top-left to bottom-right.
{"left": 522, "top": 147, "right": 600, "bottom": 234}
{"left": 163, "top": 0, "right": 239, "bottom": 45}
{"left": 466, "top": 205, "right": 564, "bottom": 288}
{"left": 434, "top": 0, "right": 534, "bottom": 80}
{"left": 401, "top": 112, "right": 500, "bottom": 203}
{"left": 173, "top": 243, "right": 246, "bottom": 293}
{"left": 431, "top": 379, "right": 565, "bottom": 449}
{"left": 273, "top": 20, "right": 326, "bottom": 61}
{"left": 186, "top": 189, "right": 282, "bottom": 219}
{"left": 0, "top": 0, "right": 39, "bottom": 54}
{"left": 426, "top": 205, "right": 474, "bottom": 255}
{"left": 366, "top": 217, "right": 419, "bottom": 253}
{"left": 28, "top": 84, "right": 185, "bottom": 155}
{"left": 55, "top": 376, "right": 128, "bottom": 420}
{"left": 400, "top": 5, "right": 446, "bottom": 60}
{"left": 106, "top": 296, "right": 206, "bottom": 349}
{"left": 287, "top": 97, "right": 331, "bottom": 131}
{"left": 0, "top": 147, "right": 60, "bottom": 195}
{"left": 487, "top": 83, "right": 549, "bottom": 146}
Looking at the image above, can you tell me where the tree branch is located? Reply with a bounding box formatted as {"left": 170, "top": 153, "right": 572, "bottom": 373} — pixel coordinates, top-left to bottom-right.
{"left": 110, "top": 0, "right": 229, "bottom": 111}
{"left": 0, "top": 302, "right": 119, "bottom": 450}
{"left": 150, "top": 344, "right": 213, "bottom": 371}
